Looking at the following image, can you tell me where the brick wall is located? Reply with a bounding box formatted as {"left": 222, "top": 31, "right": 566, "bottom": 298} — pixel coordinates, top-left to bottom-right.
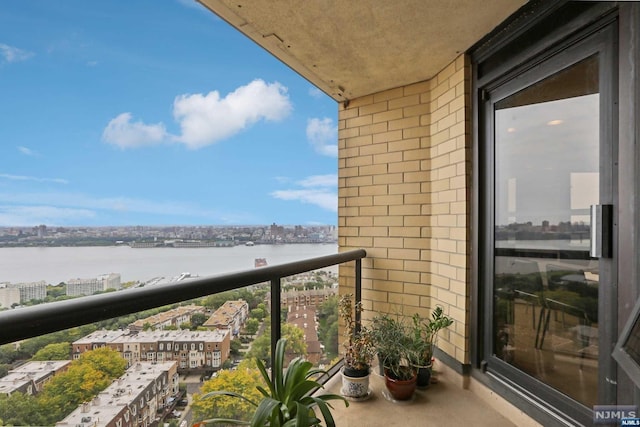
{"left": 338, "top": 54, "right": 471, "bottom": 363}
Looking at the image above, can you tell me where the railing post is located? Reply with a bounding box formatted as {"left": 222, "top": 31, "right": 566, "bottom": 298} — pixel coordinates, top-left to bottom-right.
{"left": 355, "top": 258, "right": 362, "bottom": 331}
{"left": 270, "top": 277, "right": 281, "bottom": 370}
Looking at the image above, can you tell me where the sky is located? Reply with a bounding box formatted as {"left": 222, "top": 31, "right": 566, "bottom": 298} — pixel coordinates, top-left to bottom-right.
{"left": 0, "top": 0, "right": 339, "bottom": 227}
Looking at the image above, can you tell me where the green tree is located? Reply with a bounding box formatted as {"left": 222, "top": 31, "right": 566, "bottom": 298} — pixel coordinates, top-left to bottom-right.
{"left": 38, "top": 347, "right": 126, "bottom": 424}
{"left": 190, "top": 312, "right": 207, "bottom": 329}
{"left": 244, "top": 318, "right": 260, "bottom": 336}
{"left": 250, "top": 307, "right": 265, "bottom": 320}
{"left": 191, "top": 359, "right": 265, "bottom": 424}
{"left": 32, "top": 342, "right": 71, "bottom": 361}
{"left": 317, "top": 296, "right": 339, "bottom": 358}
{"left": 0, "top": 392, "right": 46, "bottom": 427}
{"left": 230, "top": 338, "right": 243, "bottom": 357}
{"left": 245, "top": 323, "right": 307, "bottom": 367}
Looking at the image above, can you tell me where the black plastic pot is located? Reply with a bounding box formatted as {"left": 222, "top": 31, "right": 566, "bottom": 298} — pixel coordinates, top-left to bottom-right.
{"left": 415, "top": 364, "right": 432, "bottom": 388}
{"left": 343, "top": 365, "right": 369, "bottom": 378}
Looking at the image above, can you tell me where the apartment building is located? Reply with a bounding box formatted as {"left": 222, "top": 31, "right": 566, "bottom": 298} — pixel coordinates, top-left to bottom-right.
{"left": 127, "top": 304, "right": 205, "bottom": 332}
{"left": 56, "top": 361, "right": 179, "bottom": 427}
{"left": 73, "top": 329, "right": 230, "bottom": 371}
{"left": 0, "top": 360, "right": 70, "bottom": 396}
{"left": 1, "top": 280, "right": 46, "bottom": 303}
{"left": 281, "top": 288, "right": 336, "bottom": 308}
{"left": 66, "top": 273, "right": 121, "bottom": 297}
{"left": 287, "top": 305, "right": 322, "bottom": 364}
{"left": 0, "top": 284, "right": 20, "bottom": 309}
{"left": 202, "top": 299, "right": 248, "bottom": 336}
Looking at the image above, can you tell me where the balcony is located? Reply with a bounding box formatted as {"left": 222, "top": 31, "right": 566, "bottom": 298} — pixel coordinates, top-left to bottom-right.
{"left": 0, "top": 249, "right": 534, "bottom": 426}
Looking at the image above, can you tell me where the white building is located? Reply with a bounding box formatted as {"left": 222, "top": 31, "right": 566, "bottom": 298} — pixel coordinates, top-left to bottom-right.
{"left": 4, "top": 281, "right": 47, "bottom": 303}
{"left": 0, "top": 283, "right": 20, "bottom": 309}
{"left": 66, "top": 273, "right": 121, "bottom": 297}
{"left": 0, "top": 360, "right": 71, "bottom": 395}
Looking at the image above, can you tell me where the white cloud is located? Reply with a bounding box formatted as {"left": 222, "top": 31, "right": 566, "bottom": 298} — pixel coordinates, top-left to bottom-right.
{"left": 297, "top": 174, "right": 337, "bottom": 188}
{"left": 308, "top": 87, "right": 325, "bottom": 99}
{"left": 0, "top": 205, "right": 95, "bottom": 227}
{"left": 271, "top": 189, "right": 337, "bottom": 212}
{"left": 102, "top": 112, "right": 168, "bottom": 148}
{"left": 86, "top": 60, "right": 98, "bottom": 67}
{"left": 18, "top": 146, "right": 38, "bottom": 156}
{"left": 270, "top": 173, "right": 337, "bottom": 212}
{"left": 0, "top": 191, "right": 215, "bottom": 220}
{"left": 306, "top": 118, "right": 338, "bottom": 157}
{"left": 173, "top": 79, "right": 292, "bottom": 149}
{"left": 0, "top": 43, "right": 34, "bottom": 63}
{"left": 0, "top": 173, "right": 68, "bottom": 184}
{"left": 102, "top": 80, "right": 291, "bottom": 150}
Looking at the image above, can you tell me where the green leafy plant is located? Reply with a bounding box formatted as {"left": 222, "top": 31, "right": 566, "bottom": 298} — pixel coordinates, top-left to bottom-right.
{"left": 198, "top": 338, "right": 348, "bottom": 426}
{"left": 409, "top": 306, "right": 454, "bottom": 366}
{"left": 370, "top": 312, "right": 415, "bottom": 381}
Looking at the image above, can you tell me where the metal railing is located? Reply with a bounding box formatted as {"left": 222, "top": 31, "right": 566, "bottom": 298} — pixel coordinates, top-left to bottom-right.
{"left": 0, "top": 249, "right": 365, "bottom": 369}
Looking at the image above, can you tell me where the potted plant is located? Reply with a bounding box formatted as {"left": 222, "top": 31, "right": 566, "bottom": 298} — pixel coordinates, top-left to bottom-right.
{"left": 409, "top": 306, "right": 454, "bottom": 387}
{"left": 369, "top": 312, "right": 398, "bottom": 375}
{"left": 198, "top": 338, "right": 348, "bottom": 426}
{"left": 338, "top": 293, "right": 375, "bottom": 400}
{"left": 371, "top": 312, "right": 417, "bottom": 401}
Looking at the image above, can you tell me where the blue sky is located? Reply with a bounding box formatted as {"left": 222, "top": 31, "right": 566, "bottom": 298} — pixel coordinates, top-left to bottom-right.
{"left": 0, "top": 0, "right": 338, "bottom": 227}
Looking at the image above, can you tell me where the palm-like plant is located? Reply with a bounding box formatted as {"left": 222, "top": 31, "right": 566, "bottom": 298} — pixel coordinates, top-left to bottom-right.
{"left": 198, "top": 338, "right": 348, "bottom": 426}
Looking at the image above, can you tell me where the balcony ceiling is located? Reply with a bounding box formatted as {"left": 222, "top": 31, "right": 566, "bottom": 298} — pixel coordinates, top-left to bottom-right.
{"left": 198, "top": 0, "right": 527, "bottom": 102}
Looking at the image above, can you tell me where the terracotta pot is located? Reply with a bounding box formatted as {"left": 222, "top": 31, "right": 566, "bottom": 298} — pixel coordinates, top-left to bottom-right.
{"left": 384, "top": 368, "right": 417, "bottom": 400}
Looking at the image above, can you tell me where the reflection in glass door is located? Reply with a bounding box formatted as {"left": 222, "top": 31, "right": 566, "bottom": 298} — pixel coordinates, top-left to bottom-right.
{"left": 492, "top": 56, "right": 600, "bottom": 407}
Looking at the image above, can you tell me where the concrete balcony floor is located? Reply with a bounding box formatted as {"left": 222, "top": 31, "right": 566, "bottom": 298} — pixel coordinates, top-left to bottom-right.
{"left": 319, "top": 362, "right": 540, "bottom": 427}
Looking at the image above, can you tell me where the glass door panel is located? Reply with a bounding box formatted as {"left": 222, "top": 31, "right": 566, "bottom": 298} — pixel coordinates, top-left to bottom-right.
{"left": 492, "top": 56, "right": 600, "bottom": 407}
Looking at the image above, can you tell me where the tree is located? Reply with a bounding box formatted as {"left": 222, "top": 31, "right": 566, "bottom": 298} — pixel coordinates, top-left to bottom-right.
{"left": 37, "top": 347, "right": 127, "bottom": 424}
{"left": 250, "top": 307, "right": 265, "bottom": 320}
{"left": 317, "top": 296, "right": 339, "bottom": 359}
{"left": 32, "top": 342, "right": 71, "bottom": 361}
{"left": 191, "top": 359, "right": 265, "bottom": 424}
{"left": 0, "top": 392, "right": 47, "bottom": 427}
{"left": 244, "top": 318, "right": 260, "bottom": 336}
{"left": 190, "top": 312, "right": 207, "bottom": 329}
{"left": 245, "top": 323, "right": 307, "bottom": 367}
{"left": 230, "top": 338, "right": 243, "bottom": 357}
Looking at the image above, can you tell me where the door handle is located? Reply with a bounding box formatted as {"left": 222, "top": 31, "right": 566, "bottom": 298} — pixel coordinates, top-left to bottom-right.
{"left": 590, "top": 204, "right": 613, "bottom": 258}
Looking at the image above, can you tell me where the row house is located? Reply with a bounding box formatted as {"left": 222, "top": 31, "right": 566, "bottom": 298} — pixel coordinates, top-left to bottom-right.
{"left": 0, "top": 360, "right": 70, "bottom": 396}
{"left": 127, "top": 304, "right": 205, "bottom": 332}
{"left": 286, "top": 305, "right": 322, "bottom": 365}
{"left": 202, "top": 299, "right": 248, "bottom": 336}
{"left": 72, "top": 330, "right": 128, "bottom": 356}
{"left": 73, "top": 329, "right": 230, "bottom": 371}
{"left": 56, "top": 361, "right": 179, "bottom": 427}
{"left": 281, "top": 288, "right": 337, "bottom": 308}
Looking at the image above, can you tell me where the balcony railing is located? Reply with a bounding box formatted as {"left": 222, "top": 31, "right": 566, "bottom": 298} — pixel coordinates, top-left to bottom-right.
{"left": 0, "top": 249, "right": 365, "bottom": 370}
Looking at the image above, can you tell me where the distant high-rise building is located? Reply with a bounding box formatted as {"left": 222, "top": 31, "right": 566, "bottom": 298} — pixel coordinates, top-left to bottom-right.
{"left": 0, "top": 283, "right": 20, "bottom": 309}
{"left": 5, "top": 281, "right": 46, "bottom": 303}
{"left": 67, "top": 273, "right": 121, "bottom": 297}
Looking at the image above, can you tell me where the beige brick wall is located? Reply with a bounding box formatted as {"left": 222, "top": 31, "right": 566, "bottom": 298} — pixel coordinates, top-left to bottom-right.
{"left": 338, "top": 54, "right": 471, "bottom": 364}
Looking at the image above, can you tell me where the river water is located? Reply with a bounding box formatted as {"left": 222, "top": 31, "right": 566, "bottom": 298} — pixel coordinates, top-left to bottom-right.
{"left": 0, "top": 244, "right": 338, "bottom": 285}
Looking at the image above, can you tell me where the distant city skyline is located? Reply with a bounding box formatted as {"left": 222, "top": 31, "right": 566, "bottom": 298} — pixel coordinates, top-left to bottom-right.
{"left": 0, "top": 1, "right": 339, "bottom": 227}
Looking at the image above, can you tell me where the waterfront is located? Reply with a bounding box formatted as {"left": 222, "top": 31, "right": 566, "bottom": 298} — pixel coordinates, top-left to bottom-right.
{"left": 0, "top": 244, "right": 338, "bottom": 285}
